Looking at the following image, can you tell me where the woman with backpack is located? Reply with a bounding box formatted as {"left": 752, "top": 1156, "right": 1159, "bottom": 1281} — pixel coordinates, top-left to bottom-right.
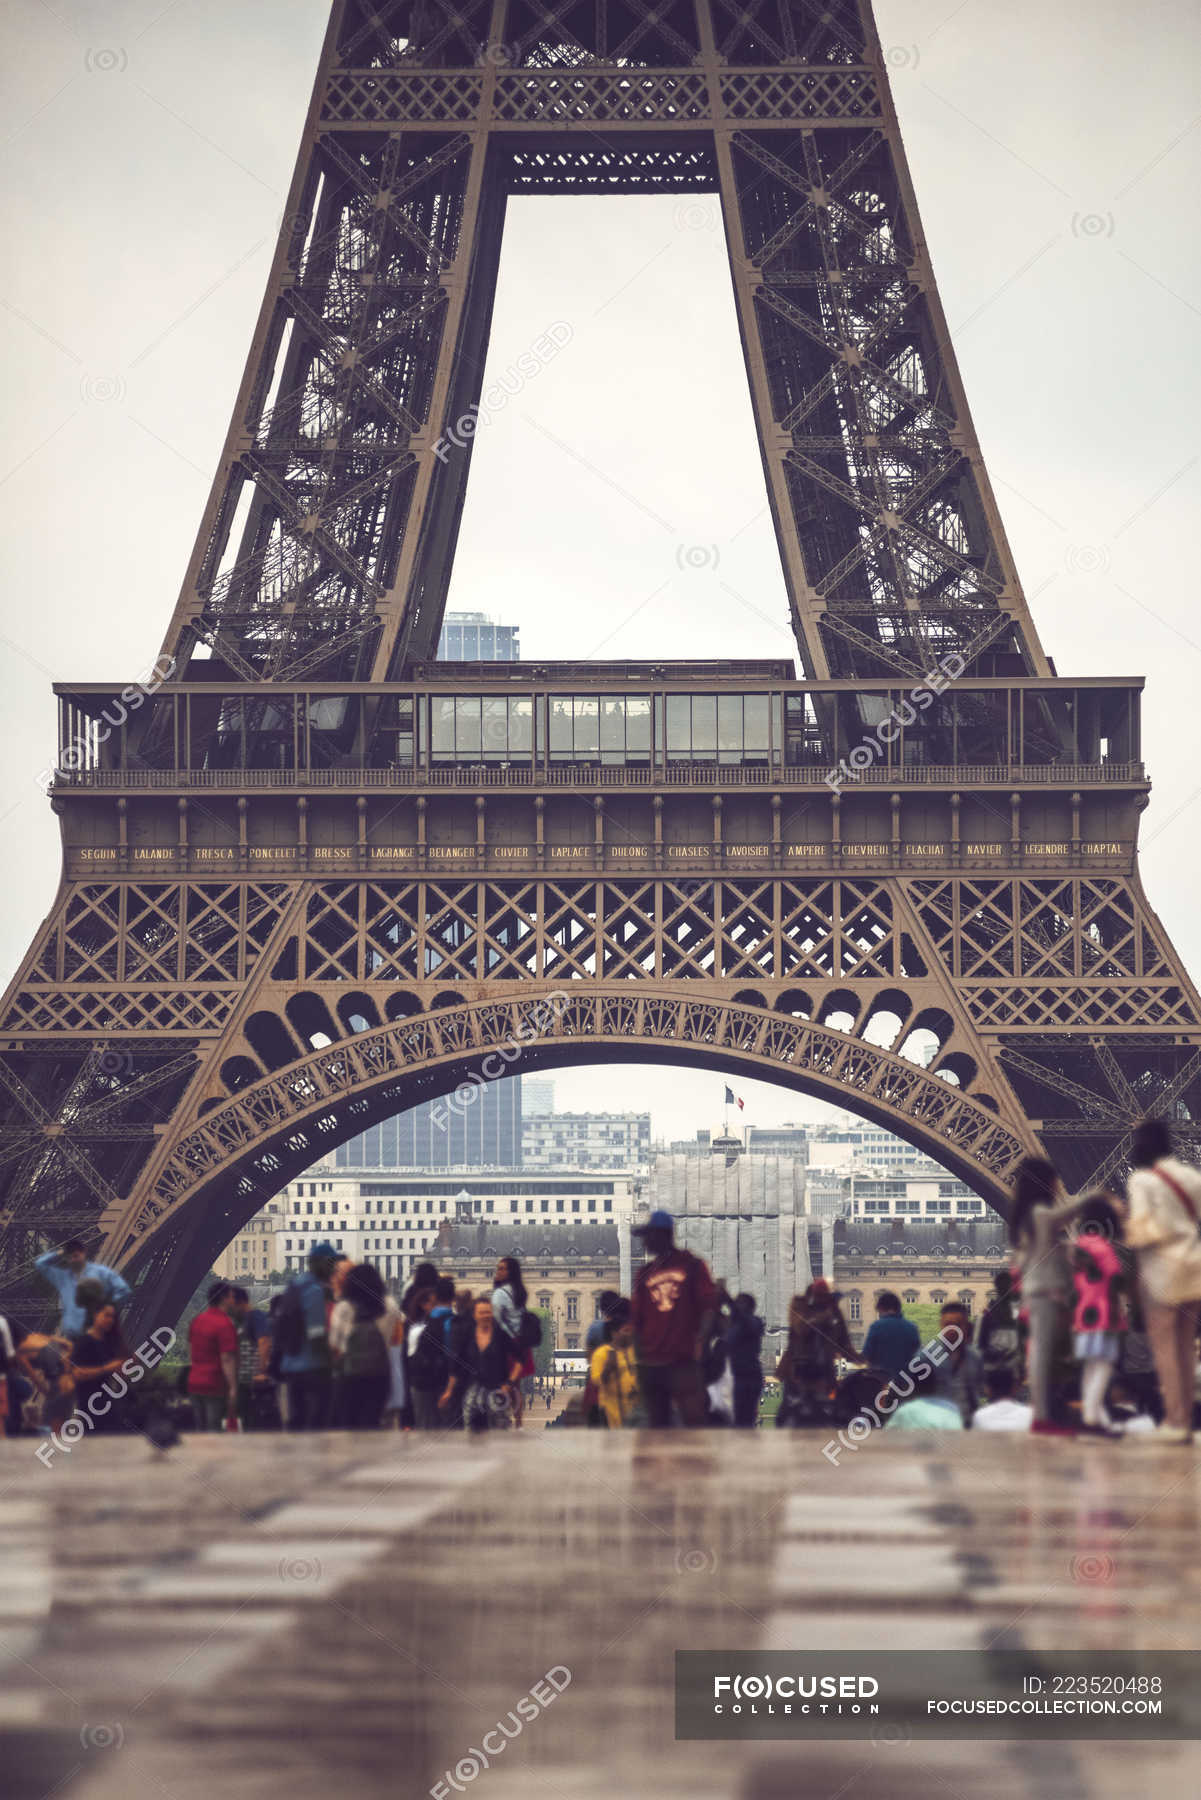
{"left": 329, "top": 1263, "right": 402, "bottom": 1429}
{"left": 1125, "top": 1117, "right": 1201, "bottom": 1443}
{"left": 492, "top": 1256, "right": 537, "bottom": 1426}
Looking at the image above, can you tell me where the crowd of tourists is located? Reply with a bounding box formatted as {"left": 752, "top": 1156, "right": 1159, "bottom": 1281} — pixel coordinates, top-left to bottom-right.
{"left": 772, "top": 1118, "right": 1201, "bottom": 1442}
{"left": 171, "top": 1245, "right": 549, "bottom": 1434}
{"left": 0, "top": 1241, "right": 546, "bottom": 1438}
{"left": 3, "top": 1116, "right": 1200, "bottom": 1442}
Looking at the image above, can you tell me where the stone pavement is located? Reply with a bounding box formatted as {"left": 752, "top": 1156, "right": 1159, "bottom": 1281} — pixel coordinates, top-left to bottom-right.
{"left": 2, "top": 1425, "right": 1200, "bottom": 1800}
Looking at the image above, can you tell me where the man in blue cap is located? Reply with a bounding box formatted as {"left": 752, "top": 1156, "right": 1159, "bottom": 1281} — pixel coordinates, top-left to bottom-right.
{"left": 274, "top": 1241, "right": 339, "bottom": 1430}
{"left": 35, "top": 1238, "right": 131, "bottom": 1336}
{"left": 629, "top": 1210, "right": 718, "bottom": 1427}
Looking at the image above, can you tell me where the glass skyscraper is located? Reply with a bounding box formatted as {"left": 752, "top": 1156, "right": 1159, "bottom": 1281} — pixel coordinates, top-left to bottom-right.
{"left": 336, "top": 1073, "right": 522, "bottom": 1170}
{"left": 437, "top": 610, "right": 520, "bottom": 661}
{"left": 341, "top": 607, "right": 524, "bottom": 1169}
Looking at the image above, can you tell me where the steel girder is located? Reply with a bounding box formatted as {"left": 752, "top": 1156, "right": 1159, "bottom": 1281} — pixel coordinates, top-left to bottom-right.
{"left": 2, "top": 861, "right": 1200, "bottom": 1325}
{"left": 153, "top": 0, "right": 1049, "bottom": 685}
{"left": 2, "top": 0, "right": 1197, "bottom": 1330}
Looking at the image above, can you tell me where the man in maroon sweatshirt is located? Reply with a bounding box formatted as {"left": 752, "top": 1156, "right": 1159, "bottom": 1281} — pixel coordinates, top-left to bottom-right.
{"left": 629, "top": 1211, "right": 718, "bottom": 1427}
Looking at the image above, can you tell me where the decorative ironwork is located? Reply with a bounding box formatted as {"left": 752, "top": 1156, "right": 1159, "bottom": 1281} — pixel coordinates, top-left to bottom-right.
{"left": 1, "top": 0, "right": 1197, "bottom": 1329}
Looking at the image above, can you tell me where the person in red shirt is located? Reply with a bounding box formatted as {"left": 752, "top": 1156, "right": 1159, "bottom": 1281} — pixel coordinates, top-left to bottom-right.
{"left": 629, "top": 1211, "right": 718, "bottom": 1427}
{"left": 188, "top": 1283, "right": 239, "bottom": 1431}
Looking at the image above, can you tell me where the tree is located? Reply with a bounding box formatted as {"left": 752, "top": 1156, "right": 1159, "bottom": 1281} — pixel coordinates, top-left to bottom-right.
{"left": 532, "top": 1308, "right": 556, "bottom": 1379}
{"left": 902, "top": 1302, "right": 946, "bottom": 1346}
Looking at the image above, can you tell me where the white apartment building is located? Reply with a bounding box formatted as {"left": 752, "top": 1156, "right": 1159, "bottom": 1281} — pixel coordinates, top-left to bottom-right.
{"left": 830, "top": 1164, "right": 987, "bottom": 1221}
{"left": 521, "top": 1111, "right": 650, "bottom": 1172}
{"left": 806, "top": 1127, "right": 936, "bottom": 1173}
{"left": 215, "top": 1165, "right": 641, "bottom": 1286}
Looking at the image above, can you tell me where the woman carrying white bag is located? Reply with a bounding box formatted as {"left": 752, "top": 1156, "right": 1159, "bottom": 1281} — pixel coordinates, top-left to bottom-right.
{"left": 1125, "top": 1117, "right": 1201, "bottom": 1444}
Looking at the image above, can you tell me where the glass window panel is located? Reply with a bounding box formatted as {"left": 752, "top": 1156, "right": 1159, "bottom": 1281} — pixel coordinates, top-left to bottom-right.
{"left": 745, "top": 694, "right": 770, "bottom": 748}
{"left": 573, "top": 697, "right": 599, "bottom": 755}
{"left": 626, "top": 696, "right": 651, "bottom": 751}
{"left": 691, "top": 694, "right": 717, "bottom": 754}
{"left": 855, "top": 693, "right": 892, "bottom": 728}
{"left": 600, "top": 698, "right": 625, "bottom": 752}
{"left": 308, "top": 696, "right": 349, "bottom": 731}
{"left": 718, "top": 694, "right": 743, "bottom": 751}
{"left": 665, "top": 694, "right": 690, "bottom": 756}
{"left": 252, "top": 702, "right": 289, "bottom": 731}
{"left": 549, "top": 697, "right": 573, "bottom": 752}
{"left": 481, "top": 697, "right": 508, "bottom": 758}
{"left": 431, "top": 698, "right": 456, "bottom": 754}
{"left": 508, "top": 697, "right": 533, "bottom": 754}
{"left": 454, "top": 696, "right": 482, "bottom": 756}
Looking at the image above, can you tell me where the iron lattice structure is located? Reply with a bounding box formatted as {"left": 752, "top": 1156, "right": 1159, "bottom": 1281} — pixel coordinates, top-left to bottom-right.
{"left": 1, "top": 0, "right": 1198, "bottom": 1328}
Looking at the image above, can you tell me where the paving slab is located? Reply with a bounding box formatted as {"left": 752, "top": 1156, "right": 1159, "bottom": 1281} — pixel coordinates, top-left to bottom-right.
{"left": 0, "top": 1430, "right": 1198, "bottom": 1800}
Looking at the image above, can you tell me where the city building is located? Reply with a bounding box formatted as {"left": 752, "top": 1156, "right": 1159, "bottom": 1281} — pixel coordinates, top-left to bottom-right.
{"left": 841, "top": 1169, "right": 985, "bottom": 1220}
{"left": 434, "top": 1217, "right": 619, "bottom": 1351}
{"left": 212, "top": 1197, "right": 287, "bottom": 1282}
{"left": 522, "top": 1110, "right": 651, "bottom": 1171}
{"left": 666, "top": 1130, "right": 712, "bottom": 1154}
{"left": 521, "top": 1078, "right": 556, "bottom": 1116}
{"left": 804, "top": 1167, "right": 856, "bottom": 1219}
{"left": 216, "top": 1165, "right": 640, "bottom": 1286}
{"left": 745, "top": 1126, "right": 810, "bottom": 1158}
{"left": 829, "top": 1217, "right": 1009, "bottom": 1348}
{"left": 807, "top": 1118, "right": 938, "bottom": 1172}
{"left": 335, "top": 1073, "right": 522, "bottom": 1170}
{"left": 437, "top": 609, "right": 520, "bottom": 661}
{"left": 646, "top": 1152, "right": 812, "bottom": 1332}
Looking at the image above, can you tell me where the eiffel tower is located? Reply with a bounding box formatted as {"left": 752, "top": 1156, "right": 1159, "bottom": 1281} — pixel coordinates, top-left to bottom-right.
{"left": 2, "top": 0, "right": 1198, "bottom": 1329}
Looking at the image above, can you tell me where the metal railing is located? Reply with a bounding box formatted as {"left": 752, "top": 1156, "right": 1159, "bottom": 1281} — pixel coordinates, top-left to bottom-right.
{"left": 50, "top": 759, "right": 1145, "bottom": 792}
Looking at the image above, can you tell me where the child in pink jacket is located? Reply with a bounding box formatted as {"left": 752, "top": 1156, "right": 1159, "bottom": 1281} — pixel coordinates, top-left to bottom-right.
{"left": 1071, "top": 1192, "right": 1127, "bottom": 1438}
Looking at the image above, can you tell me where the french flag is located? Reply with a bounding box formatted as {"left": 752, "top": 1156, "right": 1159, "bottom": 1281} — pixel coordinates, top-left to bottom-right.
{"left": 724, "top": 1085, "right": 745, "bottom": 1111}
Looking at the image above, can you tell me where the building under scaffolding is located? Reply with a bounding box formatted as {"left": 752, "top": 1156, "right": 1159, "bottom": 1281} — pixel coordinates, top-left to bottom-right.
{"left": 645, "top": 1153, "right": 813, "bottom": 1333}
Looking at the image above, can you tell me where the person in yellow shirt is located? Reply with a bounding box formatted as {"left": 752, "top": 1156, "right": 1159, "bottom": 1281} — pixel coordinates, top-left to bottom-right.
{"left": 587, "top": 1299, "right": 644, "bottom": 1428}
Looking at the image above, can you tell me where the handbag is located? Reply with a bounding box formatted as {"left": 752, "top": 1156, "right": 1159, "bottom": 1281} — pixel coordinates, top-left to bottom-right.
{"left": 1136, "top": 1164, "right": 1201, "bottom": 1306}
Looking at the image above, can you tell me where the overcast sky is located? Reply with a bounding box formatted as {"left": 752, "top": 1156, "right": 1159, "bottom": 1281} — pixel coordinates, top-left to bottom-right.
{"left": 1, "top": 0, "right": 1198, "bottom": 1146}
